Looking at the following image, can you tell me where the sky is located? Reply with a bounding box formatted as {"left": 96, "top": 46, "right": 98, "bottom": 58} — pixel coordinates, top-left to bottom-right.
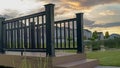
{"left": 0, "top": 0, "right": 120, "bottom": 34}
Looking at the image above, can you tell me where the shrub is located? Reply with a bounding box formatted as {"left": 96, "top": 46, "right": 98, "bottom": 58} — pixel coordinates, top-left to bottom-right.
{"left": 91, "top": 40, "right": 103, "bottom": 50}
{"left": 104, "top": 38, "right": 120, "bottom": 48}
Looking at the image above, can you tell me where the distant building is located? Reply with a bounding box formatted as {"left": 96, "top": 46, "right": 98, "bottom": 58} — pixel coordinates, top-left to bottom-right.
{"left": 108, "top": 34, "right": 120, "bottom": 39}
{"left": 83, "top": 29, "right": 92, "bottom": 40}
{"left": 97, "top": 32, "right": 104, "bottom": 40}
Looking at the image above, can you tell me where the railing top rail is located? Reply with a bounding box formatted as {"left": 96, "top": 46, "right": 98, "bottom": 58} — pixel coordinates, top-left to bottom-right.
{"left": 4, "top": 11, "right": 46, "bottom": 23}
{"left": 54, "top": 18, "right": 76, "bottom": 24}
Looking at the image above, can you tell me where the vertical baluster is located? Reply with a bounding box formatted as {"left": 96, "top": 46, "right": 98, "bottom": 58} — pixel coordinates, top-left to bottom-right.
{"left": 21, "top": 20, "right": 24, "bottom": 48}
{"left": 37, "top": 16, "right": 40, "bottom": 48}
{"left": 32, "top": 17, "right": 36, "bottom": 48}
{"left": 11, "top": 22, "right": 13, "bottom": 49}
{"left": 68, "top": 21, "right": 70, "bottom": 48}
{"left": 31, "top": 21, "right": 35, "bottom": 49}
{"left": 24, "top": 19, "right": 27, "bottom": 49}
{"left": 72, "top": 20, "right": 75, "bottom": 48}
{"left": 7, "top": 23, "right": 9, "bottom": 48}
{"left": 42, "top": 16, "right": 45, "bottom": 48}
{"left": 8, "top": 23, "right": 11, "bottom": 48}
{"left": 5, "top": 23, "right": 7, "bottom": 49}
{"left": 13, "top": 22, "right": 15, "bottom": 48}
{"left": 13, "top": 21, "right": 17, "bottom": 48}
{"left": 19, "top": 21, "right": 21, "bottom": 48}
{"left": 60, "top": 22, "right": 62, "bottom": 48}
{"left": 17, "top": 21, "right": 20, "bottom": 49}
{"left": 64, "top": 22, "right": 66, "bottom": 48}
{"left": 56, "top": 24, "right": 58, "bottom": 48}
{"left": 39, "top": 17, "right": 41, "bottom": 48}
{"left": 28, "top": 19, "right": 31, "bottom": 48}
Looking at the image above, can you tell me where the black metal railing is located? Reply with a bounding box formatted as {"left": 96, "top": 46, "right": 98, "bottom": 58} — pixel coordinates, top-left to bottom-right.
{"left": 0, "top": 4, "right": 83, "bottom": 56}
{"left": 54, "top": 18, "right": 77, "bottom": 49}
{"left": 3, "top": 11, "right": 46, "bottom": 51}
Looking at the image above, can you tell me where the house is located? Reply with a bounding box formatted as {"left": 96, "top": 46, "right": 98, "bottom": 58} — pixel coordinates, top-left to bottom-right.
{"left": 97, "top": 32, "right": 104, "bottom": 40}
{"left": 108, "top": 34, "right": 120, "bottom": 39}
{"left": 83, "top": 29, "right": 92, "bottom": 40}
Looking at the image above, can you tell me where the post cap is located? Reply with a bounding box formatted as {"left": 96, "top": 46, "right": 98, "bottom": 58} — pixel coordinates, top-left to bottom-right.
{"left": 76, "top": 13, "right": 84, "bottom": 15}
{"left": 44, "top": 3, "right": 55, "bottom": 7}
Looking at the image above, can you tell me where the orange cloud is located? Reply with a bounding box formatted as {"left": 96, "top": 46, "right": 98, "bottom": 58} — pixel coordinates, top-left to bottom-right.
{"left": 60, "top": 0, "right": 91, "bottom": 10}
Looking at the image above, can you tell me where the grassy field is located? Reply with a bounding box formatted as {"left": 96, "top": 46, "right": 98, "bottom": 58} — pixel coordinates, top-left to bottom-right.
{"left": 87, "top": 49, "right": 120, "bottom": 67}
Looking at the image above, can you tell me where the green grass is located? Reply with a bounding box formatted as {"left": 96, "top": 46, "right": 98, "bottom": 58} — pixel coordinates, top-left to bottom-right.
{"left": 87, "top": 49, "right": 120, "bottom": 66}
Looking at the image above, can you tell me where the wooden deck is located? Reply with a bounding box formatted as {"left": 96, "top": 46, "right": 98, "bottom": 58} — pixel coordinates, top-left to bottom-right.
{"left": 0, "top": 52, "right": 99, "bottom": 68}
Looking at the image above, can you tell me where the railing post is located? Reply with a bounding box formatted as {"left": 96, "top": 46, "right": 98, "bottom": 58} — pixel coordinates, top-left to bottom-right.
{"left": 0, "top": 17, "right": 5, "bottom": 53}
{"left": 76, "top": 13, "right": 84, "bottom": 53}
{"left": 45, "top": 4, "right": 55, "bottom": 57}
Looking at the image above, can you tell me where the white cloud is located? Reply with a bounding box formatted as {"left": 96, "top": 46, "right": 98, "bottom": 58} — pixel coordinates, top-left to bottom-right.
{"left": 0, "top": 0, "right": 45, "bottom": 17}
{"left": 99, "top": 10, "right": 115, "bottom": 16}
{"left": 86, "top": 4, "right": 120, "bottom": 24}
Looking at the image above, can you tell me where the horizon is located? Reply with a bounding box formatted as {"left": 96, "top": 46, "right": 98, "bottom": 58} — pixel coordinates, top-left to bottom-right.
{"left": 0, "top": 0, "right": 120, "bottom": 34}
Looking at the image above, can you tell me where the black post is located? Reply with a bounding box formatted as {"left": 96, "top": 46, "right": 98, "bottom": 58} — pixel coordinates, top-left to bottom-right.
{"left": 0, "top": 17, "right": 5, "bottom": 53}
{"left": 45, "top": 4, "right": 55, "bottom": 57}
{"left": 76, "top": 13, "right": 84, "bottom": 53}
{"left": 30, "top": 22, "right": 35, "bottom": 49}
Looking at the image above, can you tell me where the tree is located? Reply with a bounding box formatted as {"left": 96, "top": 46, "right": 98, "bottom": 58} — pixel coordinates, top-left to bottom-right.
{"left": 104, "top": 31, "right": 109, "bottom": 39}
{"left": 92, "top": 31, "right": 98, "bottom": 40}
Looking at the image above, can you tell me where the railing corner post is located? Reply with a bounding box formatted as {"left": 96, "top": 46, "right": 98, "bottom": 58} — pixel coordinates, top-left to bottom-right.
{"left": 0, "top": 17, "right": 5, "bottom": 54}
{"left": 45, "top": 3, "right": 55, "bottom": 57}
{"left": 76, "top": 13, "right": 84, "bottom": 53}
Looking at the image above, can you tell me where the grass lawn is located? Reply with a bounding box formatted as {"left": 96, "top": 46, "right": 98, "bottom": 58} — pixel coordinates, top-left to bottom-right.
{"left": 87, "top": 49, "right": 120, "bottom": 67}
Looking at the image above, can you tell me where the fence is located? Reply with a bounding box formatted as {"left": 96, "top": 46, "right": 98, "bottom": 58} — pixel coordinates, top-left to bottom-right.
{"left": 0, "top": 4, "right": 83, "bottom": 56}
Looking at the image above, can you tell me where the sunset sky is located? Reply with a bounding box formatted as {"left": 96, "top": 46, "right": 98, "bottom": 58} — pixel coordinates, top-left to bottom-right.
{"left": 0, "top": 0, "right": 120, "bottom": 34}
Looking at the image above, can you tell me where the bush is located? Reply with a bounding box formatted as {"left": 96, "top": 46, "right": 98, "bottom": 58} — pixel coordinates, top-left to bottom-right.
{"left": 104, "top": 38, "right": 120, "bottom": 48}
{"left": 84, "top": 40, "right": 103, "bottom": 51}
{"left": 91, "top": 40, "right": 103, "bottom": 50}
{"left": 84, "top": 38, "right": 120, "bottom": 51}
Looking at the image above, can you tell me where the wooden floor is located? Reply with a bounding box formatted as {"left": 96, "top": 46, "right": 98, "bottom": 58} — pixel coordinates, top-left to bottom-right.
{"left": 0, "top": 51, "right": 99, "bottom": 68}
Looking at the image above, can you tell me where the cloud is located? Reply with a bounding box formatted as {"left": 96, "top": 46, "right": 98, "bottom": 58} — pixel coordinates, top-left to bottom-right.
{"left": 92, "top": 22, "right": 120, "bottom": 28}
{"left": 85, "top": 4, "right": 120, "bottom": 29}
{"left": 2, "top": 0, "right": 120, "bottom": 20}
{"left": 77, "top": 0, "right": 120, "bottom": 7}
{"left": 0, "top": 9, "right": 22, "bottom": 19}
{"left": 0, "top": 0, "right": 120, "bottom": 30}
{"left": 84, "top": 21, "right": 120, "bottom": 29}
{"left": 84, "top": 19, "right": 95, "bottom": 27}
{"left": 99, "top": 10, "right": 115, "bottom": 16}
{"left": 33, "top": 0, "right": 120, "bottom": 10}
{"left": 55, "top": 6, "right": 71, "bottom": 16}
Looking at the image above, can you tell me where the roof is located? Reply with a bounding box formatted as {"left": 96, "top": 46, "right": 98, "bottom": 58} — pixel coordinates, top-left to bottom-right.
{"left": 84, "top": 29, "right": 91, "bottom": 33}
